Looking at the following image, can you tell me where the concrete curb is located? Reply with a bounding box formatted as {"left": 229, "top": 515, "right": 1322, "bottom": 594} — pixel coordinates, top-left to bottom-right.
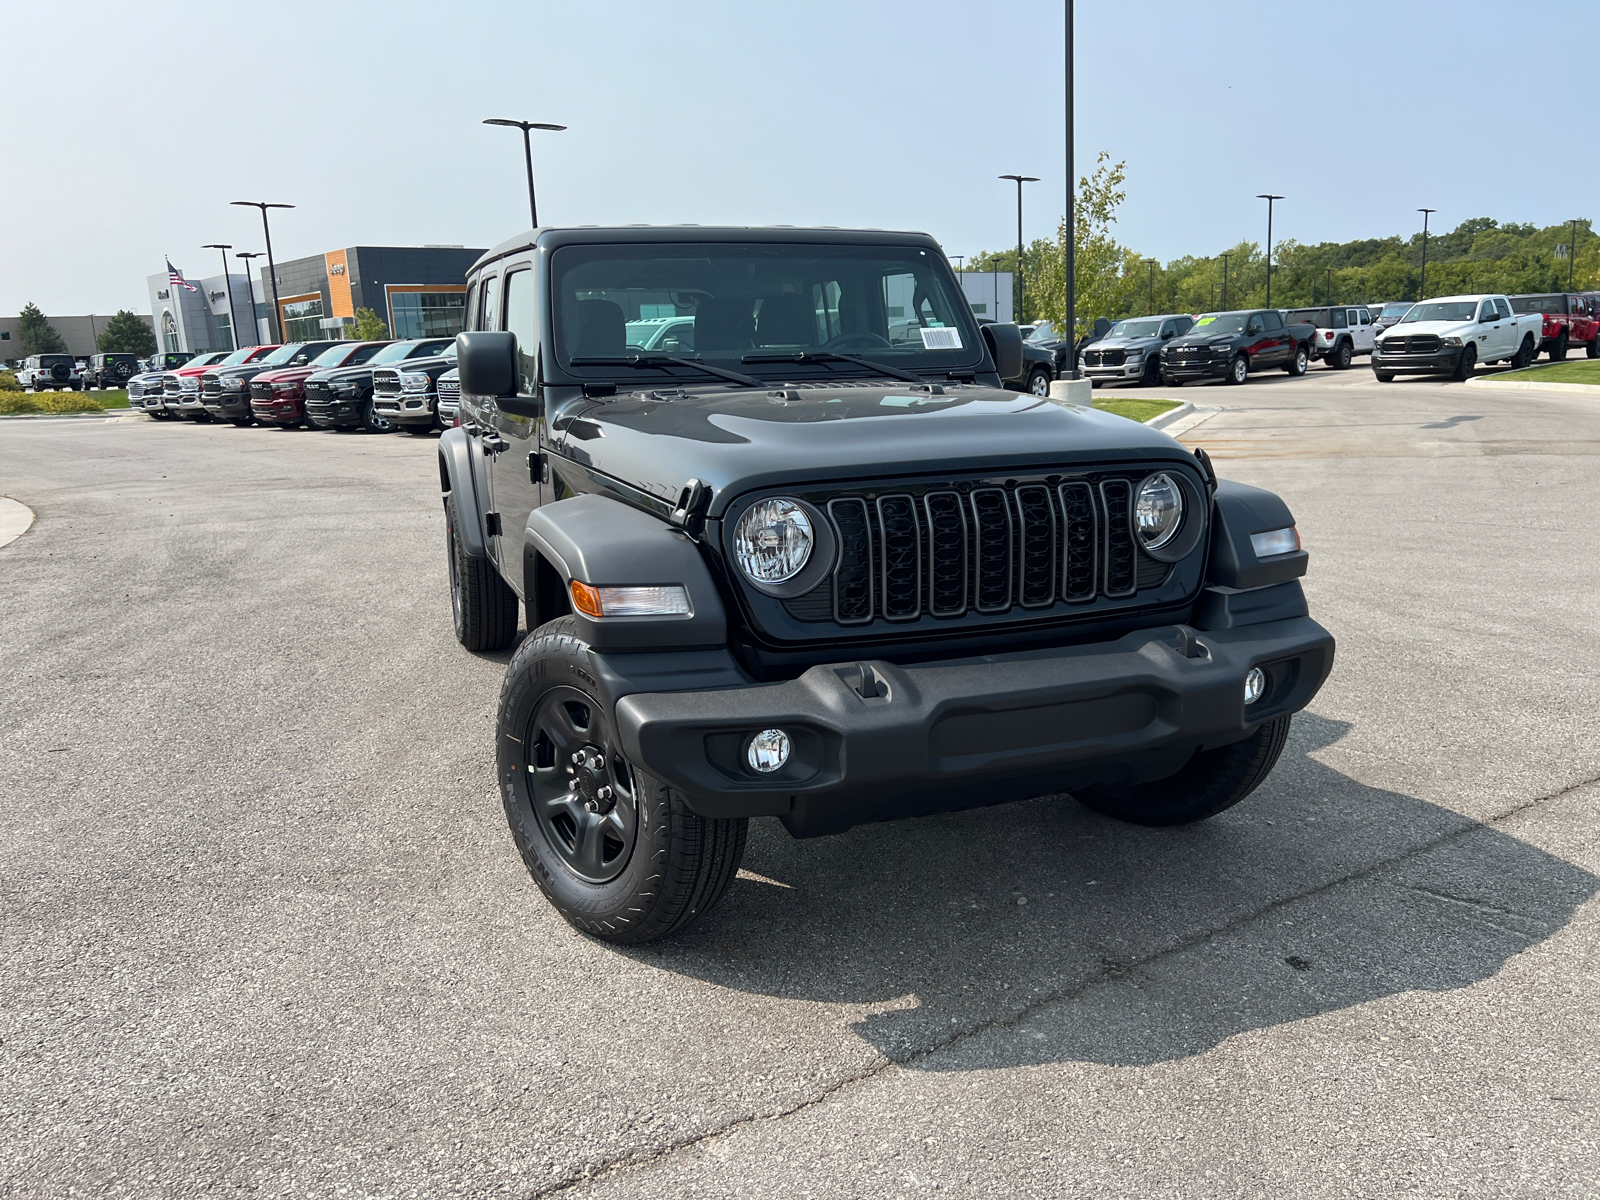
{"left": 1463, "top": 376, "right": 1600, "bottom": 395}
{"left": 0, "top": 408, "right": 134, "bottom": 421}
{"left": 0, "top": 497, "right": 35, "bottom": 550}
{"left": 1146, "top": 401, "right": 1194, "bottom": 429}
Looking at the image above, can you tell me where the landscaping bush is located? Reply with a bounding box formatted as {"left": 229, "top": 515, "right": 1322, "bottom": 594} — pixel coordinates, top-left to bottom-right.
{"left": 0, "top": 369, "right": 20, "bottom": 392}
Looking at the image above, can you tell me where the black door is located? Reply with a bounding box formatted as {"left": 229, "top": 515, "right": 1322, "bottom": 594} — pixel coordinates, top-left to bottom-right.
{"left": 494, "top": 265, "right": 545, "bottom": 566}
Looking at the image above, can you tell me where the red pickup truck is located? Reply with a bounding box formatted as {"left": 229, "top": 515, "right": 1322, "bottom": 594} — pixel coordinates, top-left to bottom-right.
{"left": 1509, "top": 293, "right": 1600, "bottom": 360}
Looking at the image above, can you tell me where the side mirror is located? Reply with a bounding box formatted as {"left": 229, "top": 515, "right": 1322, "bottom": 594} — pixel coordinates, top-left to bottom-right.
{"left": 456, "top": 331, "right": 517, "bottom": 398}
{"left": 980, "top": 322, "right": 1024, "bottom": 382}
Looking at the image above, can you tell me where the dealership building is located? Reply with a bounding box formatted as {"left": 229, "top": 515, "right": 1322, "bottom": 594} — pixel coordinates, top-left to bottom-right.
{"left": 146, "top": 244, "right": 485, "bottom": 354}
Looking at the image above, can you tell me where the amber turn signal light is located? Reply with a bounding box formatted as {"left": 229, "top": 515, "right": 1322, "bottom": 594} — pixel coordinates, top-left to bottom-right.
{"left": 569, "top": 580, "right": 603, "bottom": 618}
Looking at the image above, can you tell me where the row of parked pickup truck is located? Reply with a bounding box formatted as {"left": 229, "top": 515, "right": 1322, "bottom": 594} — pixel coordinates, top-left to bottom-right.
{"left": 1073, "top": 289, "right": 1600, "bottom": 388}
{"left": 121, "top": 338, "right": 462, "bottom": 433}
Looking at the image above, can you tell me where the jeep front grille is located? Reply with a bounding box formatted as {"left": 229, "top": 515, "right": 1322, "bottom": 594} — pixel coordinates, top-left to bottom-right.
{"left": 788, "top": 472, "right": 1173, "bottom": 629}
{"left": 372, "top": 369, "right": 402, "bottom": 396}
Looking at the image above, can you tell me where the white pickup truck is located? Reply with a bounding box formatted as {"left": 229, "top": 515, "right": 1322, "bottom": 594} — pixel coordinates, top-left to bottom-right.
{"left": 1369, "top": 294, "right": 1542, "bottom": 381}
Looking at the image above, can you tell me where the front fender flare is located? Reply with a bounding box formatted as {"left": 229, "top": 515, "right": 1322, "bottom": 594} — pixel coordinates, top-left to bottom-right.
{"left": 526, "top": 494, "right": 727, "bottom": 651}
{"left": 437, "top": 427, "right": 485, "bottom": 558}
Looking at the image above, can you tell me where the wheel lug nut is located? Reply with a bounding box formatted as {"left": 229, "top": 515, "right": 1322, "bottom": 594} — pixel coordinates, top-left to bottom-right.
{"left": 571, "top": 751, "right": 582, "bottom": 763}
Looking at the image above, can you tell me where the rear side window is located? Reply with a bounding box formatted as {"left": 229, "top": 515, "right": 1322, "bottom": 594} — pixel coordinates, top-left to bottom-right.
{"left": 1174, "top": 316, "right": 1193, "bottom": 334}
{"left": 1494, "top": 298, "right": 1512, "bottom": 319}
{"left": 1331, "top": 309, "right": 1347, "bottom": 329}
{"left": 503, "top": 268, "right": 539, "bottom": 394}
{"left": 1261, "top": 311, "right": 1283, "bottom": 331}
{"left": 479, "top": 274, "right": 501, "bottom": 331}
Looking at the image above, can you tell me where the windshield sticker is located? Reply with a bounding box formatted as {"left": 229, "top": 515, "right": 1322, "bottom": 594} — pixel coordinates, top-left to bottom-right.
{"left": 919, "top": 327, "right": 962, "bottom": 350}
{"left": 1194, "top": 316, "right": 1216, "bottom": 326}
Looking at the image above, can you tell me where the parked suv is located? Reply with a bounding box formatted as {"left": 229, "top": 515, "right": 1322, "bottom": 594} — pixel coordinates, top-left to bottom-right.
{"left": 1371, "top": 294, "right": 1542, "bottom": 380}
{"left": 305, "top": 338, "right": 454, "bottom": 432}
{"left": 82, "top": 353, "right": 142, "bottom": 389}
{"left": 1284, "top": 306, "right": 1376, "bottom": 370}
{"left": 1158, "top": 309, "right": 1317, "bottom": 385}
{"left": 250, "top": 341, "right": 390, "bottom": 428}
{"left": 202, "top": 341, "right": 341, "bottom": 426}
{"left": 1078, "top": 314, "right": 1194, "bottom": 387}
{"left": 438, "top": 225, "right": 1334, "bottom": 944}
{"left": 1509, "top": 293, "right": 1600, "bottom": 360}
{"left": 15, "top": 355, "right": 80, "bottom": 392}
{"left": 371, "top": 344, "right": 457, "bottom": 434}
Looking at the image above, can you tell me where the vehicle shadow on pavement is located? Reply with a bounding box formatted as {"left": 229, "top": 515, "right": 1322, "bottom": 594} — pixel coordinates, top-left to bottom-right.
{"left": 626, "top": 712, "right": 1596, "bottom": 1069}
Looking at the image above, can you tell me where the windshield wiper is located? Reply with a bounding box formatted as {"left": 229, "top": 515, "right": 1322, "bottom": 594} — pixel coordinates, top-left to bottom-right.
{"left": 569, "top": 353, "right": 761, "bottom": 388}
{"left": 740, "top": 351, "right": 926, "bottom": 385}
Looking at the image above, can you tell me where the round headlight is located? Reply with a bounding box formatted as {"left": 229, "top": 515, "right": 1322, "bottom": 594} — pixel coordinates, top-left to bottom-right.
{"left": 734, "top": 498, "right": 813, "bottom": 584}
{"left": 1134, "top": 473, "right": 1184, "bottom": 550}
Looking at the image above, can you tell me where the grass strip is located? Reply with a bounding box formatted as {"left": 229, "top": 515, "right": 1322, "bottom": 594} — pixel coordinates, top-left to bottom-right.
{"left": 1489, "top": 358, "right": 1600, "bottom": 386}
{"left": 1093, "top": 396, "right": 1182, "bottom": 423}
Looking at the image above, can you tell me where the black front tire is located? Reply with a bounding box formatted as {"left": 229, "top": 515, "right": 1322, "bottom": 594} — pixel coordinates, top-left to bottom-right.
{"left": 1549, "top": 333, "right": 1568, "bottom": 362}
{"left": 446, "top": 493, "right": 519, "bottom": 652}
{"left": 1329, "top": 341, "right": 1353, "bottom": 370}
{"left": 1588, "top": 335, "right": 1599, "bottom": 360}
{"left": 1026, "top": 366, "right": 1053, "bottom": 397}
{"left": 1452, "top": 342, "right": 1478, "bottom": 381}
{"left": 1225, "top": 354, "right": 1249, "bottom": 385}
{"left": 361, "top": 396, "right": 394, "bottom": 433}
{"left": 1512, "top": 335, "right": 1536, "bottom": 369}
{"left": 1075, "top": 716, "right": 1292, "bottom": 827}
{"left": 498, "top": 617, "right": 749, "bottom": 944}
{"left": 1285, "top": 344, "right": 1309, "bottom": 376}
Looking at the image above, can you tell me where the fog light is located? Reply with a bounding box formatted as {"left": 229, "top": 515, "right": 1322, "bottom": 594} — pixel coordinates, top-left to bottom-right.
{"left": 1244, "top": 667, "right": 1266, "bottom": 705}
{"left": 746, "top": 729, "right": 791, "bottom": 774}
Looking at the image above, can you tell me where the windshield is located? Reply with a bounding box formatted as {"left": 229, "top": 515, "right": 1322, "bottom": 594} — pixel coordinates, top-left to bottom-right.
{"left": 1191, "top": 313, "right": 1250, "bottom": 335}
{"left": 1510, "top": 295, "right": 1564, "bottom": 314}
{"left": 549, "top": 242, "right": 982, "bottom": 381}
{"left": 216, "top": 348, "right": 258, "bottom": 367}
{"left": 257, "top": 343, "right": 307, "bottom": 367}
{"left": 368, "top": 341, "right": 424, "bottom": 365}
{"left": 1400, "top": 302, "right": 1477, "bottom": 324}
{"left": 1108, "top": 319, "right": 1162, "bottom": 339}
{"left": 1381, "top": 303, "right": 1414, "bottom": 318}
{"left": 311, "top": 343, "right": 364, "bottom": 367}
{"left": 1025, "top": 321, "right": 1057, "bottom": 343}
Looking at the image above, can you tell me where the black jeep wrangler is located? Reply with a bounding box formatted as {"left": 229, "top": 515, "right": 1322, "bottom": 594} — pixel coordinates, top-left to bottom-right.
{"left": 440, "top": 226, "right": 1334, "bottom": 944}
{"left": 83, "top": 353, "right": 141, "bottom": 389}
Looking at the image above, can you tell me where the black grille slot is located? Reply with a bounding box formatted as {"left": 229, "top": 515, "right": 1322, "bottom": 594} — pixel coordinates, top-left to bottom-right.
{"left": 1137, "top": 557, "right": 1171, "bottom": 589}
{"left": 876, "top": 495, "right": 921, "bottom": 621}
{"left": 923, "top": 491, "right": 968, "bottom": 617}
{"left": 373, "top": 369, "right": 402, "bottom": 396}
{"left": 829, "top": 498, "right": 874, "bottom": 625}
{"left": 1014, "top": 485, "right": 1057, "bottom": 608}
{"left": 1100, "top": 480, "right": 1136, "bottom": 598}
{"left": 1058, "top": 482, "right": 1097, "bottom": 602}
{"left": 250, "top": 381, "right": 273, "bottom": 400}
{"left": 1085, "top": 348, "right": 1126, "bottom": 367}
{"left": 970, "top": 488, "right": 1013, "bottom": 613}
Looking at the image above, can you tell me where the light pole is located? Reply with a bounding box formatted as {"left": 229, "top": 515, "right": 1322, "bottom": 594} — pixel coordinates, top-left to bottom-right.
{"left": 231, "top": 202, "right": 293, "bottom": 342}
{"left": 999, "top": 173, "right": 1039, "bottom": 323}
{"left": 1567, "top": 218, "right": 1581, "bottom": 292}
{"left": 951, "top": 255, "right": 965, "bottom": 273}
{"left": 236, "top": 251, "right": 264, "bottom": 347}
{"left": 1063, "top": 0, "right": 1078, "bottom": 377}
{"left": 1146, "top": 260, "right": 1157, "bottom": 314}
{"left": 1220, "top": 252, "right": 1232, "bottom": 311}
{"left": 1416, "top": 208, "right": 1436, "bottom": 301}
{"left": 201, "top": 244, "right": 237, "bottom": 350}
{"left": 1257, "top": 194, "right": 1283, "bottom": 307}
{"left": 484, "top": 118, "right": 566, "bottom": 228}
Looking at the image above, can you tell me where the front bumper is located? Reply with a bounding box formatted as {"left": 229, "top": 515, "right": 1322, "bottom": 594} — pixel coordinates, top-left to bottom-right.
{"left": 205, "top": 391, "right": 252, "bottom": 418}
{"left": 1160, "top": 357, "right": 1230, "bottom": 380}
{"left": 252, "top": 395, "right": 304, "bottom": 422}
{"left": 306, "top": 397, "right": 362, "bottom": 426}
{"left": 1081, "top": 360, "right": 1146, "bottom": 382}
{"left": 613, "top": 617, "right": 1334, "bottom": 835}
{"left": 1371, "top": 347, "right": 1462, "bottom": 375}
{"left": 372, "top": 391, "right": 436, "bottom": 423}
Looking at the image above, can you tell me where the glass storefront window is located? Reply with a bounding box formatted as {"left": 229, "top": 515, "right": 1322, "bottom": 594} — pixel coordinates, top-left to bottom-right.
{"left": 391, "top": 292, "right": 466, "bottom": 339}
{"left": 213, "top": 312, "right": 234, "bottom": 351}
{"left": 281, "top": 297, "right": 326, "bottom": 342}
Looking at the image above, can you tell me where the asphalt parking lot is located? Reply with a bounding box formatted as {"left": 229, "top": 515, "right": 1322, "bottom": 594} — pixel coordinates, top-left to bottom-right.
{"left": 3, "top": 365, "right": 1598, "bottom": 1198}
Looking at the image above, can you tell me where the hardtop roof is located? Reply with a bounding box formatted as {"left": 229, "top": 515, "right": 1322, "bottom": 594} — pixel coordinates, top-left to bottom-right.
{"left": 470, "top": 225, "right": 943, "bottom": 274}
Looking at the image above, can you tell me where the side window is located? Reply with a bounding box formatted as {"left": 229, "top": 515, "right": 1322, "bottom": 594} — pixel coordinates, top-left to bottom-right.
{"left": 1331, "top": 309, "right": 1347, "bottom": 329}
{"left": 1262, "top": 310, "right": 1283, "bottom": 331}
{"left": 1494, "top": 298, "right": 1512, "bottom": 319}
{"left": 503, "top": 268, "right": 539, "bottom": 394}
{"left": 1477, "top": 301, "right": 1496, "bottom": 322}
{"left": 479, "top": 274, "right": 501, "bottom": 331}
{"left": 1159, "top": 321, "right": 1174, "bottom": 338}
{"left": 463, "top": 283, "right": 477, "bottom": 332}
{"left": 1246, "top": 315, "right": 1264, "bottom": 335}
{"left": 1358, "top": 308, "right": 1371, "bottom": 325}
{"left": 1175, "top": 316, "right": 1193, "bottom": 334}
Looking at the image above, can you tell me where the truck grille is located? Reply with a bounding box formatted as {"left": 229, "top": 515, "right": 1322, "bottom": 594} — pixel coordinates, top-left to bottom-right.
{"left": 782, "top": 472, "right": 1174, "bottom": 628}
{"left": 437, "top": 376, "right": 459, "bottom": 401}
{"left": 250, "top": 381, "right": 274, "bottom": 400}
{"left": 1166, "top": 346, "right": 1209, "bottom": 365}
{"left": 163, "top": 378, "right": 181, "bottom": 396}
{"left": 1084, "top": 348, "right": 1126, "bottom": 367}
{"left": 1382, "top": 335, "right": 1441, "bottom": 355}
{"left": 372, "top": 369, "right": 402, "bottom": 396}
{"left": 201, "top": 378, "right": 222, "bottom": 398}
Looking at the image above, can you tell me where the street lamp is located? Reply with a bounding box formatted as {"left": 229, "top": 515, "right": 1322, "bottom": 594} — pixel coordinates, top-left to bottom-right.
{"left": 1257, "top": 195, "right": 1284, "bottom": 307}
{"left": 1416, "top": 208, "right": 1436, "bottom": 301}
{"left": 483, "top": 118, "right": 566, "bottom": 228}
{"left": 1220, "top": 252, "right": 1232, "bottom": 311}
{"left": 999, "top": 173, "right": 1039, "bottom": 323}
{"left": 231, "top": 202, "right": 293, "bottom": 342}
{"left": 951, "top": 255, "right": 965, "bottom": 273}
{"left": 235, "top": 251, "right": 264, "bottom": 346}
{"left": 1567, "top": 218, "right": 1582, "bottom": 292}
{"left": 201, "top": 244, "right": 238, "bottom": 351}
{"left": 1146, "top": 259, "right": 1157, "bottom": 314}
{"left": 1063, "top": 0, "right": 1078, "bottom": 378}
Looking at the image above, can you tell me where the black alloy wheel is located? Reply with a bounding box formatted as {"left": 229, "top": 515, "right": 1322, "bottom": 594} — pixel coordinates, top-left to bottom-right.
{"left": 1330, "top": 341, "right": 1353, "bottom": 370}
{"left": 522, "top": 687, "right": 640, "bottom": 884}
{"left": 1142, "top": 356, "right": 1162, "bottom": 387}
{"left": 1452, "top": 342, "right": 1478, "bottom": 381}
{"left": 1227, "top": 354, "right": 1249, "bottom": 385}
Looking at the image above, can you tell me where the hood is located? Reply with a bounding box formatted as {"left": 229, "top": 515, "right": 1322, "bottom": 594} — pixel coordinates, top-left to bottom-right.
{"left": 373, "top": 353, "right": 455, "bottom": 376}
{"left": 254, "top": 365, "right": 318, "bottom": 384}
{"left": 1378, "top": 320, "right": 1471, "bottom": 338}
{"left": 553, "top": 382, "right": 1197, "bottom": 515}
{"left": 1092, "top": 334, "right": 1165, "bottom": 351}
{"left": 311, "top": 361, "right": 380, "bottom": 383}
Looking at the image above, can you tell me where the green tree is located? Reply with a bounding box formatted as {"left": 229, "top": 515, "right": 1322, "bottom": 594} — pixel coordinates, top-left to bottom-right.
{"left": 96, "top": 310, "right": 156, "bottom": 356}
{"left": 16, "top": 303, "right": 68, "bottom": 355}
{"left": 347, "top": 308, "right": 390, "bottom": 340}
{"left": 1030, "top": 153, "right": 1138, "bottom": 338}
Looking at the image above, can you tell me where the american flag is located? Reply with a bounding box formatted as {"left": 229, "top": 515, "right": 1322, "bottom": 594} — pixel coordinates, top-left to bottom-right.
{"left": 166, "top": 258, "right": 198, "bottom": 293}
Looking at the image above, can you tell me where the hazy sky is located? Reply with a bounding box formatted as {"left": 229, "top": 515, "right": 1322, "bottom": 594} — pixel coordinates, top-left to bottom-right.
{"left": 4, "top": 0, "right": 1591, "bottom": 315}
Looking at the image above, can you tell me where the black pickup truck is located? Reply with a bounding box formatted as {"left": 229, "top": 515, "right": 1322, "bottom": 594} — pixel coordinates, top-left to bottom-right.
{"left": 1158, "top": 309, "right": 1317, "bottom": 385}
{"left": 439, "top": 226, "right": 1334, "bottom": 944}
